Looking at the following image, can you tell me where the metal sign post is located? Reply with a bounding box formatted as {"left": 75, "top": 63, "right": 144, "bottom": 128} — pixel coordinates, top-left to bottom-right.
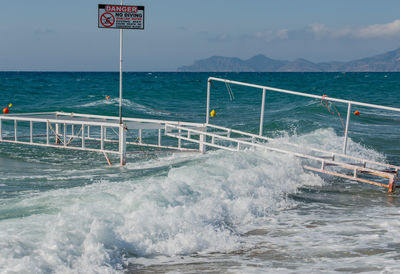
{"left": 98, "top": 2, "right": 145, "bottom": 164}
{"left": 119, "top": 13, "right": 123, "bottom": 124}
{"left": 98, "top": 2, "right": 145, "bottom": 124}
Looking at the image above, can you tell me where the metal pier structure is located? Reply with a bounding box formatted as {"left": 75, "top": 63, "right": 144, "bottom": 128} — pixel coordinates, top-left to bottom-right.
{"left": 0, "top": 77, "right": 399, "bottom": 192}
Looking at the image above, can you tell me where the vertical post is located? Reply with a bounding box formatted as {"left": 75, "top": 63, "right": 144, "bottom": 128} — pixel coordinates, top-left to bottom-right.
{"left": 119, "top": 124, "right": 126, "bottom": 165}
{"left": 158, "top": 128, "right": 162, "bottom": 146}
{"left": 101, "top": 125, "right": 104, "bottom": 151}
{"left": 30, "top": 121, "right": 33, "bottom": 143}
{"left": 14, "top": 120, "right": 17, "bottom": 141}
{"left": 63, "top": 123, "right": 67, "bottom": 146}
{"left": 138, "top": 128, "right": 142, "bottom": 144}
{"left": 259, "top": 88, "right": 266, "bottom": 136}
{"left": 82, "top": 124, "right": 85, "bottom": 149}
{"left": 55, "top": 123, "right": 60, "bottom": 144}
{"left": 119, "top": 0, "right": 124, "bottom": 125}
{"left": 178, "top": 128, "right": 181, "bottom": 148}
{"left": 343, "top": 103, "right": 352, "bottom": 154}
{"left": 46, "top": 121, "right": 49, "bottom": 145}
{"left": 206, "top": 79, "right": 211, "bottom": 124}
{"left": 199, "top": 132, "right": 206, "bottom": 153}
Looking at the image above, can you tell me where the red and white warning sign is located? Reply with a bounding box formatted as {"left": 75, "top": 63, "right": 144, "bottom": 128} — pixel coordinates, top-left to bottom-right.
{"left": 98, "top": 4, "right": 144, "bottom": 29}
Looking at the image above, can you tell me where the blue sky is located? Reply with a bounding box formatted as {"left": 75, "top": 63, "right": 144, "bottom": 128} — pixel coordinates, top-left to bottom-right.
{"left": 1, "top": 0, "right": 400, "bottom": 71}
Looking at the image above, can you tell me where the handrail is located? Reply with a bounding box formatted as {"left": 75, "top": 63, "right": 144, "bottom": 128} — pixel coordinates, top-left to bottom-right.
{"left": 0, "top": 116, "right": 119, "bottom": 127}
{"left": 207, "top": 77, "right": 400, "bottom": 154}
{"left": 208, "top": 77, "right": 400, "bottom": 113}
{"left": 55, "top": 112, "right": 204, "bottom": 128}
{"left": 166, "top": 123, "right": 395, "bottom": 177}
{"left": 204, "top": 123, "right": 399, "bottom": 170}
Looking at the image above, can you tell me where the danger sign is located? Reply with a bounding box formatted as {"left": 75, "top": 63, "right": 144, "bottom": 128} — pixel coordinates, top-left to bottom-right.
{"left": 98, "top": 4, "right": 144, "bottom": 29}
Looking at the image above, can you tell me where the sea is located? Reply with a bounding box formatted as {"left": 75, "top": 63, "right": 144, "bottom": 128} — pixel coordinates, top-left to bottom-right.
{"left": 0, "top": 72, "right": 400, "bottom": 273}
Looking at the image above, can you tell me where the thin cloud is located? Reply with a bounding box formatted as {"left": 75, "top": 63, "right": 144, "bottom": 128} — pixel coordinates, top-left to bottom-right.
{"left": 310, "top": 19, "right": 400, "bottom": 39}
{"left": 208, "top": 33, "right": 232, "bottom": 42}
{"left": 356, "top": 19, "right": 400, "bottom": 38}
{"left": 255, "top": 28, "right": 288, "bottom": 41}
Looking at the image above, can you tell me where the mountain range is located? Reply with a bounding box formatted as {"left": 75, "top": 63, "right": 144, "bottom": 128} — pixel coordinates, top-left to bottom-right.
{"left": 177, "top": 48, "right": 400, "bottom": 72}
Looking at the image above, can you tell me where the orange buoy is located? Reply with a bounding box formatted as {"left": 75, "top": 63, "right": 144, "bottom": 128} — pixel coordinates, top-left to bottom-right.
{"left": 106, "top": 96, "right": 110, "bottom": 100}
{"left": 3, "top": 107, "right": 9, "bottom": 114}
{"left": 354, "top": 110, "right": 360, "bottom": 116}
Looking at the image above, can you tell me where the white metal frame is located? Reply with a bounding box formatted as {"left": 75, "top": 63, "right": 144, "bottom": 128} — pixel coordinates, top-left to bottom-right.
{"left": 206, "top": 77, "right": 400, "bottom": 154}
{"left": 0, "top": 112, "right": 204, "bottom": 166}
{"left": 0, "top": 78, "right": 399, "bottom": 191}
{"left": 165, "top": 122, "right": 399, "bottom": 192}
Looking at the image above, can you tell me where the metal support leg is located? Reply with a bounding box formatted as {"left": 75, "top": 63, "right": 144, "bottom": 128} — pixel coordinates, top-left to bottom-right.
{"left": 55, "top": 123, "right": 60, "bottom": 144}
{"left": 82, "top": 124, "right": 85, "bottom": 149}
{"left": 30, "top": 121, "right": 33, "bottom": 143}
{"left": 388, "top": 177, "right": 395, "bottom": 193}
{"left": 199, "top": 133, "right": 206, "bottom": 153}
{"left": 46, "top": 121, "right": 49, "bottom": 145}
{"left": 14, "top": 120, "right": 17, "bottom": 141}
{"left": 343, "top": 103, "right": 352, "bottom": 154}
{"left": 63, "top": 123, "right": 67, "bottom": 146}
{"left": 103, "top": 152, "right": 112, "bottom": 166}
{"left": 119, "top": 124, "right": 126, "bottom": 166}
{"left": 178, "top": 128, "right": 181, "bottom": 148}
{"left": 101, "top": 125, "right": 104, "bottom": 151}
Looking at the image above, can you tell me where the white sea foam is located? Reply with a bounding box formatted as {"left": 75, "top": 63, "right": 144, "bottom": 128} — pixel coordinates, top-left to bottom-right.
{"left": 0, "top": 128, "right": 395, "bottom": 273}
{"left": 80, "top": 98, "right": 172, "bottom": 116}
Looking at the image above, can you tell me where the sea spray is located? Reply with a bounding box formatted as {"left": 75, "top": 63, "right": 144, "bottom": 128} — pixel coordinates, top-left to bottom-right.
{"left": 1, "top": 72, "right": 399, "bottom": 273}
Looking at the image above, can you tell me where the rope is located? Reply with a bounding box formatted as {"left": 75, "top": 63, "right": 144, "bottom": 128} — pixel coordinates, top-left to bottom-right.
{"left": 225, "top": 81, "right": 235, "bottom": 101}
{"left": 48, "top": 122, "right": 65, "bottom": 145}
{"left": 110, "top": 127, "right": 119, "bottom": 137}
{"left": 66, "top": 125, "right": 82, "bottom": 146}
{"left": 321, "top": 95, "right": 345, "bottom": 130}
{"left": 47, "top": 122, "right": 84, "bottom": 146}
{"left": 126, "top": 128, "right": 146, "bottom": 153}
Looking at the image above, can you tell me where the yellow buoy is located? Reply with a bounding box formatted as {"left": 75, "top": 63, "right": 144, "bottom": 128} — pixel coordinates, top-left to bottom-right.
{"left": 8, "top": 103, "right": 12, "bottom": 108}
{"left": 210, "top": 109, "right": 216, "bottom": 117}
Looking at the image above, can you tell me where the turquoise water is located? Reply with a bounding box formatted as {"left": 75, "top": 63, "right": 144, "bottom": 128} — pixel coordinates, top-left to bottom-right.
{"left": 0, "top": 72, "right": 400, "bottom": 273}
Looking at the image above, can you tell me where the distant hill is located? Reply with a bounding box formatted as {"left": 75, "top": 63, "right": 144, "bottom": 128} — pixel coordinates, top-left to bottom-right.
{"left": 177, "top": 48, "right": 400, "bottom": 72}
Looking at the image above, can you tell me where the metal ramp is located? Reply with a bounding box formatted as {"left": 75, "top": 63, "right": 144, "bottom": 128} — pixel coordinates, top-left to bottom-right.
{"left": 165, "top": 122, "right": 399, "bottom": 192}
{"left": 199, "top": 77, "right": 400, "bottom": 192}
{"left": 0, "top": 112, "right": 203, "bottom": 166}
{"left": 1, "top": 77, "right": 399, "bottom": 192}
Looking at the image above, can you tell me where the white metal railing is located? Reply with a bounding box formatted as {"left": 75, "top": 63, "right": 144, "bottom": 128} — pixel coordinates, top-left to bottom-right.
{"left": 0, "top": 78, "right": 398, "bottom": 191}
{"left": 0, "top": 115, "right": 121, "bottom": 155}
{"left": 0, "top": 112, "right": 205, "bottom": 165}
{"left": 165, "top": 122, "right": 399, "bottom": 191}
{"left": 207, "top": 77, "right": 400, "bottom": 154}
{"left": 204, "top": 123, "right": 400, "bottom": 170}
